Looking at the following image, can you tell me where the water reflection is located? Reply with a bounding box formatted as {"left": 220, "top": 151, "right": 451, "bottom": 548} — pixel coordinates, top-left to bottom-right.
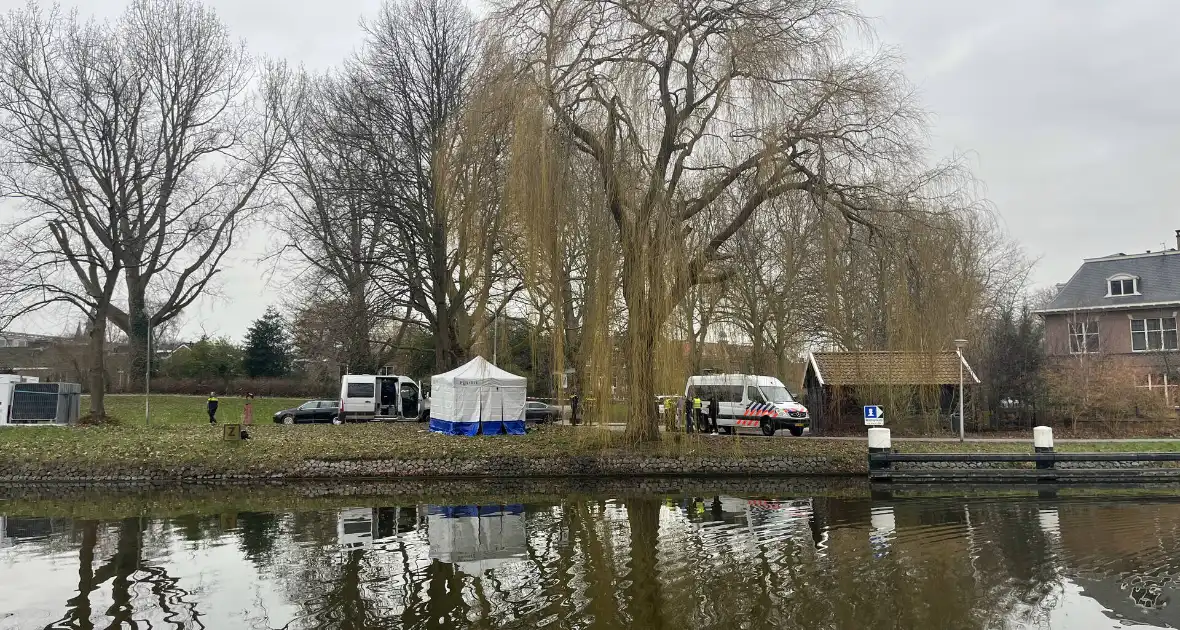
{"left": 4, "top": 489, "right": 1180, "bottom": 629}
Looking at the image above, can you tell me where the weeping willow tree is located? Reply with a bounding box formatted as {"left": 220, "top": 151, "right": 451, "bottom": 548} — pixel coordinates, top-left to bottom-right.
{"left": 808, "top": 199, "right": 1030, "bottom": 430}
{"left": 494, "top": 0, "right": 934, "bottom": 441}
{"left": 817, "top": 204, "right": 1026, "bottom": 352}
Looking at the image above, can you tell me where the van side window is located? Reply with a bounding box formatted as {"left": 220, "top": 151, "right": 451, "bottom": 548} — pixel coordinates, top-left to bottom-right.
{"left": 747, "top": 386, "right": 765, "bottom": 403}
{"left": 347, "top": 382, "right": 375, "bottom": 398}
{"left": 724, "top": 385, "right": 743, "bottom": 402}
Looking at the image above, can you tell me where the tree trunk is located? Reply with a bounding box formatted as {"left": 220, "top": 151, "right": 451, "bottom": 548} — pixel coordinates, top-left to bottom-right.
{"left": 624, "top": 290, "right": 660, "bottom": 442}
{"left": 431, "top": 213, "right": 456, "bottom": 373}
{"left": 347, "top": 285, "right": 375, "bottom": 373}
{"left": 87, "top": 309, "right": 108, "bottom": 419}
{"left": 124, "top": 274, "right": 149, "bottom": 393}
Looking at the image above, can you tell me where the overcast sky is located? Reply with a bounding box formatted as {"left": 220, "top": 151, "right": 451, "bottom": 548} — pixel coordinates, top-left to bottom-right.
{"left": 8, "top": 0, "right": 1180, "bottom": 340}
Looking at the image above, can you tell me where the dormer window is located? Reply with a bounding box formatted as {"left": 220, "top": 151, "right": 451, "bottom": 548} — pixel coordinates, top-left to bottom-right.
{"left": 1107, "top": 274, "right": 1140, "bottom": 297}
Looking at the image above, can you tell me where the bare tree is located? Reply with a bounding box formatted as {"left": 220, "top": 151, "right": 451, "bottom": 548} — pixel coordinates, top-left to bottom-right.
{"left": 344, "top": 0, "right": 519, "bottom": 371}
{"left": 722, "top": 196, "right": 821, "bottom": 376}
{"left": 496, "top": 0, "right": 929, "bottom": 439}
{"left": 0, "top": 0, "right": 285, "bottom": 402}
{"left": 270, "top": 69, "right": 406, "bottom": 373}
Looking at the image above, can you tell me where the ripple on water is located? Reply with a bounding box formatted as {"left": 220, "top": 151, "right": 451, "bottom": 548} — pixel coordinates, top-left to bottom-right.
{"left": 4, "top": 492, "right": 1180, "bottom": 629}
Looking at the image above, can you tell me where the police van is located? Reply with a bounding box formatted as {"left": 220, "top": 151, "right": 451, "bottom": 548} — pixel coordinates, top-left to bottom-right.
{"left": 684, "top": 374, "right": 809, "bottom": 436}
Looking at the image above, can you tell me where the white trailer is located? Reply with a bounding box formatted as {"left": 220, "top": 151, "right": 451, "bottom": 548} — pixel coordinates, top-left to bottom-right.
{"left": 0, "top": 376, "right": 82, "bottom": 425}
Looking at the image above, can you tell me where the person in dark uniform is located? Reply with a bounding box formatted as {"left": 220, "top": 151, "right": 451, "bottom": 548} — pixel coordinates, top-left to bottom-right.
{"left": 709, "top": 395, "right": 720, "bottom": 434}
{"left": 570, "top": 394, "right": 580, "bottom": 426}
{"left": 207, "top": 392, "right": 219, "bottom": 424}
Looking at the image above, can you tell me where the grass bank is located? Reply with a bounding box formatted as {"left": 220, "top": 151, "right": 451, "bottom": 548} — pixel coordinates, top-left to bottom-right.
{"left": 0, "top": 394, "right": 1177, "bottom": 480}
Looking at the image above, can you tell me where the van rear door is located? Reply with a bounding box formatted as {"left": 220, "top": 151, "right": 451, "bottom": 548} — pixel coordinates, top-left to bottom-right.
{"left": 343, "top": 378, "right": 376, "bottom": 416}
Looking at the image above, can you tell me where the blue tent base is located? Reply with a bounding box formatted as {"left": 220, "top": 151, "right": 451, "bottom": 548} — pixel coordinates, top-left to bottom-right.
{"left": 427, "top": 504, "right": 525, "bottom": 518}
{"left": 429, "top": 418, "right": 525, "bottom": 436}
{"left": 429, "top": 418, "right": 479, "bottom": 436}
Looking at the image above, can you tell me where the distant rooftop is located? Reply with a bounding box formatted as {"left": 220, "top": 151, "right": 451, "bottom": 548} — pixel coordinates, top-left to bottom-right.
{"left": 1039, "top": 248, "right": 1180, "bottom": 314}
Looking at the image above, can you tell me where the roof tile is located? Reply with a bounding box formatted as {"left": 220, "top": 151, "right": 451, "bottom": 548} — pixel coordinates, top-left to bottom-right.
{"left": 809, "top": 351, "right": 979, "bottom": 386}
{"left": 1044, "top": 251, "right": 1180, "bottom": 312}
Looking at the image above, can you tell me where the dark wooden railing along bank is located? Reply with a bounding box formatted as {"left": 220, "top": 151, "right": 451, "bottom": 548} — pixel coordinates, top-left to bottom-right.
{"left": 867, "top": 427, "right": 1180, "bottom": 483}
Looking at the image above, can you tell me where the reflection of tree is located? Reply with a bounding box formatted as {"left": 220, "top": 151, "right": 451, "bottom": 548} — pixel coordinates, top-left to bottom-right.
{"left": 623, "top": 498, "right": 664, "bottom": 629}
{"left": 303, "top": 549, "right": 381, "bottom": 629}
{"left": 171, "top": 514, "right": 221, "bottom": 543}
{"left": 396, "top": 560, "right": 469, "bottom": 629}
{"left": 140, "top": 563, "right": 207, "bottom": 629}
{"left": 53, "top": 520, "right": 98, "bottom": 630}
{"left": 575, "top": 501, "right": 620, "bottom": 628}
{"left": 237, "top": 511, "right": 282, "bottom": 567}
{"left": 968, "top": 500, "right": 1062, "bottom": 625}
{"left": 46, "top": 517, "right": 205, "bottom": 630}
{"left": 103, "top": 518, "right": 142, "bottom": 626}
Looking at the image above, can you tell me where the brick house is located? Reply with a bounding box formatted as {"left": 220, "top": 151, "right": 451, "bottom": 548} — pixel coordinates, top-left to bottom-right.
{"left": 1036, "top": 237, "right": 1180, "bottom": 398}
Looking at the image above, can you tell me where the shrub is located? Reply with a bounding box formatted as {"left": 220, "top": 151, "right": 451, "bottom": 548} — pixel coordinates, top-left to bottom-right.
{"left": 1044, "top": 356, "right": 1171, "bottom": 428}
{"left": 146, "top": 377, "right": 335, "bottom": 399}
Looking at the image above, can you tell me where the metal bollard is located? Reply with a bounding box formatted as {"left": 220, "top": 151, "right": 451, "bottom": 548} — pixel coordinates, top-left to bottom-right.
{"left": 868, "top": 428, "right": 891, "bottom": 471}
{"left": 1034, "top": 426, "right": 1054, "bottom": 470}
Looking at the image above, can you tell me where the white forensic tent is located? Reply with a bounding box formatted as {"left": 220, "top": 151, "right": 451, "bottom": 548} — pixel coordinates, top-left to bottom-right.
{"left": 429, "top": 356, "right": 527, "bottom": 435}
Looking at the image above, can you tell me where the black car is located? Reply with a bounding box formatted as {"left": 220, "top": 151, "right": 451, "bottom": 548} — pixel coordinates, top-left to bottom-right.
{"left": 525, "top": 400, "right": 558, "bottom": 423}
{"left": 274, "top": 400, "right": 340, "bottom": 425}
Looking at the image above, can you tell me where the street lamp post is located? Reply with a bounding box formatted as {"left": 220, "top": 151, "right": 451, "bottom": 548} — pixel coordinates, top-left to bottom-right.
{"left": 954, "top": 338, "right": 968, "bottom": 442}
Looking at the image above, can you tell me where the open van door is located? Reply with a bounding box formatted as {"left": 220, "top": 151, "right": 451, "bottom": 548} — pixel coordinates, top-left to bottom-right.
{"left": 400, "top": 381, "right": 420, "bottom": 419}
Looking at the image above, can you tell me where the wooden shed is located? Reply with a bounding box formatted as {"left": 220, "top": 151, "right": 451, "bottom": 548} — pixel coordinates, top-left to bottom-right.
{"left": 803, "top": 351, "right": 980, "bottom": 435}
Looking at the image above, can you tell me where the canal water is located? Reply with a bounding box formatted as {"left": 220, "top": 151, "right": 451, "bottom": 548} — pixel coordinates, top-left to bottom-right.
{"left": 1, "top": 481, "right": 1178, "bottom": 629}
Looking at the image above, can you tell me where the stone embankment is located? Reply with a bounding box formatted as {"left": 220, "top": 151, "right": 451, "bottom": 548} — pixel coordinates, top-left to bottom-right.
{"left": 0, "top": 454, "right": 854, "bottom": 483}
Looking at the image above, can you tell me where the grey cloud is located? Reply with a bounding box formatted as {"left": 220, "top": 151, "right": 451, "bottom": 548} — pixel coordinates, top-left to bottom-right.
{"left": 6, "top": 0, "right": 1180, "bottom": 338}
{"left": 860, "top": 0, "right": 1180, "bottom": 289}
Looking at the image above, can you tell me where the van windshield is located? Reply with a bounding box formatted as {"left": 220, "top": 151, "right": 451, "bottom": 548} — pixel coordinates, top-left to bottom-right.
{"left": 760, "top": 385, "right": 794, "bottom": 403}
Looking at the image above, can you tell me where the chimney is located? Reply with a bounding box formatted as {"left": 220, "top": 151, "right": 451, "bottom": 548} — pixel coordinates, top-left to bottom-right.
{"left": 1175, "top": 229, "right": 1179, "bottom": 250}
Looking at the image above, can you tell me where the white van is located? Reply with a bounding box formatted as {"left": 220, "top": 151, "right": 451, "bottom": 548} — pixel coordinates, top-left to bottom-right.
{"left": 684, "top": 374, "right": 809, "bottom": 436}
{"left": 339, "top": 374, "right": 427, "bottom": 422}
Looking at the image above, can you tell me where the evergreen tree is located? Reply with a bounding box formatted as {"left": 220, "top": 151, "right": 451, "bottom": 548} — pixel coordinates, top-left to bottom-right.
{"left": 162, "top": 336, "right": 244, "bottom": 379}
{"left": 243, "top": 307, "right": 293, "bottom": 378}
{"left": 978, "top": 304, "right": 1044, "bottom": 427}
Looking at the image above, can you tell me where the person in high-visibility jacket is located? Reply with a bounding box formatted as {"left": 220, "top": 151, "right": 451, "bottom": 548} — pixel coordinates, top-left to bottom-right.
{"left": 692, "top": 395, "right": 703, "bottom": 433}
{"left": 207, "top": 392, "right": 219, "bottom": 425}
{"left": 663, "top": 397, "right": 675, "bottom": 431}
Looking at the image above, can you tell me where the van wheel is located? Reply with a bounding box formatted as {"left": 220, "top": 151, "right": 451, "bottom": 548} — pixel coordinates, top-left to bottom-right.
{"left": 760, "top": 420, "right": 776, "bottom": 437}
{"left": 789, "top": 426, "right": 804, "bottom": 437}
{"left": 281, "top": 415, "right": 294, "bottom": 425}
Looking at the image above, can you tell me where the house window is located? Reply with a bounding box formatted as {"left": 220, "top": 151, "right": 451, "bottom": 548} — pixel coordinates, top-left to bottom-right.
{"left": 1131, "top": 318, "right": 1178, "bottom": 352}
{"left": 1068, "top": 321, "right": 1099, "bottom": 354}
{"left": 1107, "top": 275, "right": 1140, "bottom": 296}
